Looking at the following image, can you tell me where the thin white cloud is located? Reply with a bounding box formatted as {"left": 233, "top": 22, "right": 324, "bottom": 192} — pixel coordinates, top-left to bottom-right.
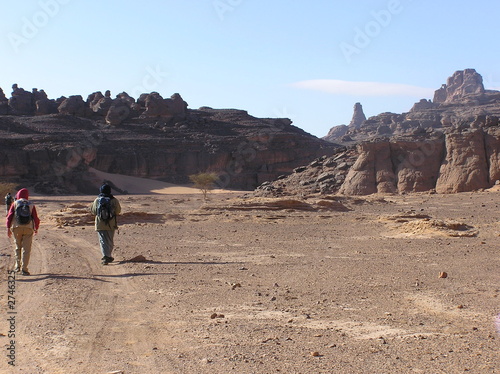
{"left": 291, "top": 79, "right": 434, "bottom": 97}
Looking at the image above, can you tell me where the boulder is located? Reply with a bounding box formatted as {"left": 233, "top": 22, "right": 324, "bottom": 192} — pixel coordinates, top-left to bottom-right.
{"left": 35, "top": 98, "right": 58, "bottom": 115}
{"left": 143, "top": 92, "right": 187, "bottom": 118}
{"left": 93, "top": 96, "right": 113, "bottom": 116}
{"left": 435, "top": 129, "right": 489, "bottom": 193}
{"left": 0, "top": 88, "right": 8, "bottom": 115}
{"left": 58, "top": 95, "right": 85, "bottom": 116}
{"left": 8, "top": 84, "right": 34, "bottom": 115}
{"left": 105, "top": 99, "right": 130, "bottom": 125}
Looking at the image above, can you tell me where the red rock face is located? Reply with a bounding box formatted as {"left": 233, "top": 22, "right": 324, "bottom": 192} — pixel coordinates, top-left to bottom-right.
{"left": 435, "top": 130, "right": 490, "bottom": 193}
{"left": 392, "top": 140, "right": 444, "bottom": 193}
{"left": 258, "top": 128, "right": 500, "bottom": 196}
{"left": 342, "top": 129, "right": 496, "bottom": 195}
{"left": 0, "top": 109, "right": 336, "bottom": 194}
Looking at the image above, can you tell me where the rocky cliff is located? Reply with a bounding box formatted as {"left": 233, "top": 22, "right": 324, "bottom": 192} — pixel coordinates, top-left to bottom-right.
{"left": 257, "top": 69, "right": 500, "bottom": 196}
{"left": 0, "top": 86, "right": 336, "bottom": 194}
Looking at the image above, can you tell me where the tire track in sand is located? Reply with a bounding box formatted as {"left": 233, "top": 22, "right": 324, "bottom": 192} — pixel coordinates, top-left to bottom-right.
{"left": 3, "top": 227, "right": 179, "bottom": 374}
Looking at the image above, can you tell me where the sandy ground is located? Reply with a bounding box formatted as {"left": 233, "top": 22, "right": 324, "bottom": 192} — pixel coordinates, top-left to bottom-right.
{"left": 0, "top": 187, "right": 499, "bottom": 373}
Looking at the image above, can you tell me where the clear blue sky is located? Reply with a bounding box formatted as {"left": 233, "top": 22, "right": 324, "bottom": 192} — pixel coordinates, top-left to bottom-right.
{"left": 1, "top": 0, "right": 499, "bottom": 137}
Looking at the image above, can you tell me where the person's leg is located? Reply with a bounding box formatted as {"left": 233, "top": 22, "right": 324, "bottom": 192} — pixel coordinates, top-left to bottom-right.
{"left": 98, "top": 230, "right": 115, "bottom": 260}
{"left": 12, "top": 228, "right": 23, "bottom": 271}
{"left": 20, "top": 227, "right": 33, "bottom": 273}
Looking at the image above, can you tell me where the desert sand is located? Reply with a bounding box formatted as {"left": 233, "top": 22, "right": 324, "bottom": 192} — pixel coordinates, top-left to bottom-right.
{"left": 0, "top": 178, "right": 499, "bottom": 373}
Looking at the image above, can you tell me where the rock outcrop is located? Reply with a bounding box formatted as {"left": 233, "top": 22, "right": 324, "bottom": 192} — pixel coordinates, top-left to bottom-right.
{"left": 349, "top": 102, "right": 366, "bottom": 129}
{"left": 433, "top": 69, "right": 485, "bottom": 104}
{"left": 0, "top": 88, "right": 8, "bottom": 115}
{"left": 0, "top": 104, "right": 335, "bottom": 193}
{"left": 8, "top": 84, "right": 34, "bottom": 115}
{"left": 58, "top": 95, "right": 86, "bottom": 116}
{"left": 435, "top": 129, "right": 490, "bottom": 193}
{"left": 256, "top": 127, "right": 500, "bottom": 196}
{"left": 259, "top": 69, "right": 500, "bottom": 196}
{"left": 323, "top": 69, "right": 500, "bottom": 146}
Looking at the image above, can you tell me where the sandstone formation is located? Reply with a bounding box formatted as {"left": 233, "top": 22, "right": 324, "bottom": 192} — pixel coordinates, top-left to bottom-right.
{"left": 258, "top": 69, "right": 500, "bottom": 196}
{"left": 435, "top": 129, "right": 489, "bottom": 193}
{"left": 433, "top": 69, "right": 485, "bottom": 104}
{"left": 58, "top": 95, "right": 86, "bottom": 116}
{"left": 8, "top": 84, "right": 34, "bottom": 115}
{"left": 323, "top": 69, "right": 500, "bottom": 146}
{"left": 0, "top": 88, "right": 8, "bottom": 115}
{"left": 348, "top": 102, "right": 366, "bottom": 129}
{"left": 256, "top": 126, "right": 500, "bottom": 197}
{"left": 0, "top": 99, "right": 335, "bottom": 193}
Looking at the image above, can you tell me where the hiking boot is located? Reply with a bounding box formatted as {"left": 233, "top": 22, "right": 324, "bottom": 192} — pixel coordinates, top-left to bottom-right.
{"left": 21, "top": 270, "right": 30, "bottom": 276}
{"left": 107, "top": 256, "right": 114, "bottom": 263}
{"left": 101, "top": 258, "right": 109, "bottom": 265}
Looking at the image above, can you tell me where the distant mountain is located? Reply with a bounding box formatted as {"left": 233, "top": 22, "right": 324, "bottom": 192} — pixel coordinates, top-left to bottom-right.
{"left": 0, "top": 87, "right": 335, "bottom": 194}
{"left": 256, "top": 69, "right": 500, "bottom": 196}
{"left": 323, "top": 68, "right": 500, "bottom": 145}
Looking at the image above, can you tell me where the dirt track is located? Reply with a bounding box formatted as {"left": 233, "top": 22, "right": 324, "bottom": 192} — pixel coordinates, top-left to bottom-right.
{"left": 1, "top": 192, "right": 499, "bottom": 373}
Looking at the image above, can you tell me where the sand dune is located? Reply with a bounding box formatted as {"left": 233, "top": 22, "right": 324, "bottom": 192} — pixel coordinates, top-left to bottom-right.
{"left": 88, "top": 167, "right": 232, "bottom": 195}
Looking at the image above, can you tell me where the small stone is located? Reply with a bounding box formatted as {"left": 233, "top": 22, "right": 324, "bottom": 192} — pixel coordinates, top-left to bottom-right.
{"left": 438, "top": 272, "right": 448, "bottom": 279}
{"left": 310, "top": 351, "right": 320, "bottom": 357}
{"left": 210, "top": 313, "right": 218, "bottom": 319}
{"left": 129, "top": 255, "right": 147, "bottom": 262}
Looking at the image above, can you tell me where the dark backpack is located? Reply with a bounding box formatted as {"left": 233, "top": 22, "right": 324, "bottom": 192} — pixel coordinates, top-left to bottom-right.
{"left": 97, "top": 196, "right": 115, "bottom": 224}
{"left": 15, "top": 200, "right": 32, "bottom": 225}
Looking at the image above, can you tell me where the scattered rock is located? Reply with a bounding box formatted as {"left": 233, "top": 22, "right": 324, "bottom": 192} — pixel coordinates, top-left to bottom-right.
{"left": 210, "top": 313, "right": 225, "bottom": 319}
{"left": 129, "top": 255, "right": 148, "bottom": 263}
{"left": 231, "top": 283, "right": 242, "bottom": 290}
{"left": 439, "top": 272, "right": 448, "bottom": 279}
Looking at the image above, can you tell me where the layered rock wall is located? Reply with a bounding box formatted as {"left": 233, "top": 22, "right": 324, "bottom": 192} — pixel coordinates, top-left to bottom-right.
{"left": 0, "top": 109, "right": 335, "bottom": 193}
{"left": 340, "top": 128, "right": 498, "bottom": 195}
{"left": 257, "top": 127, "right": 500, "bottom": 197}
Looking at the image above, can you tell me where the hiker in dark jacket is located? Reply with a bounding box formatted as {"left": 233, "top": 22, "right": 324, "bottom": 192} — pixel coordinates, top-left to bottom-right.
{"left": 5, "top": 192, "right": 12, "bottom": 215}
{"left": 6, "top": 188, "right": 40, "bottom": 275}
{"left": 90, "top": 184, "right": 121, "bottom": 265}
